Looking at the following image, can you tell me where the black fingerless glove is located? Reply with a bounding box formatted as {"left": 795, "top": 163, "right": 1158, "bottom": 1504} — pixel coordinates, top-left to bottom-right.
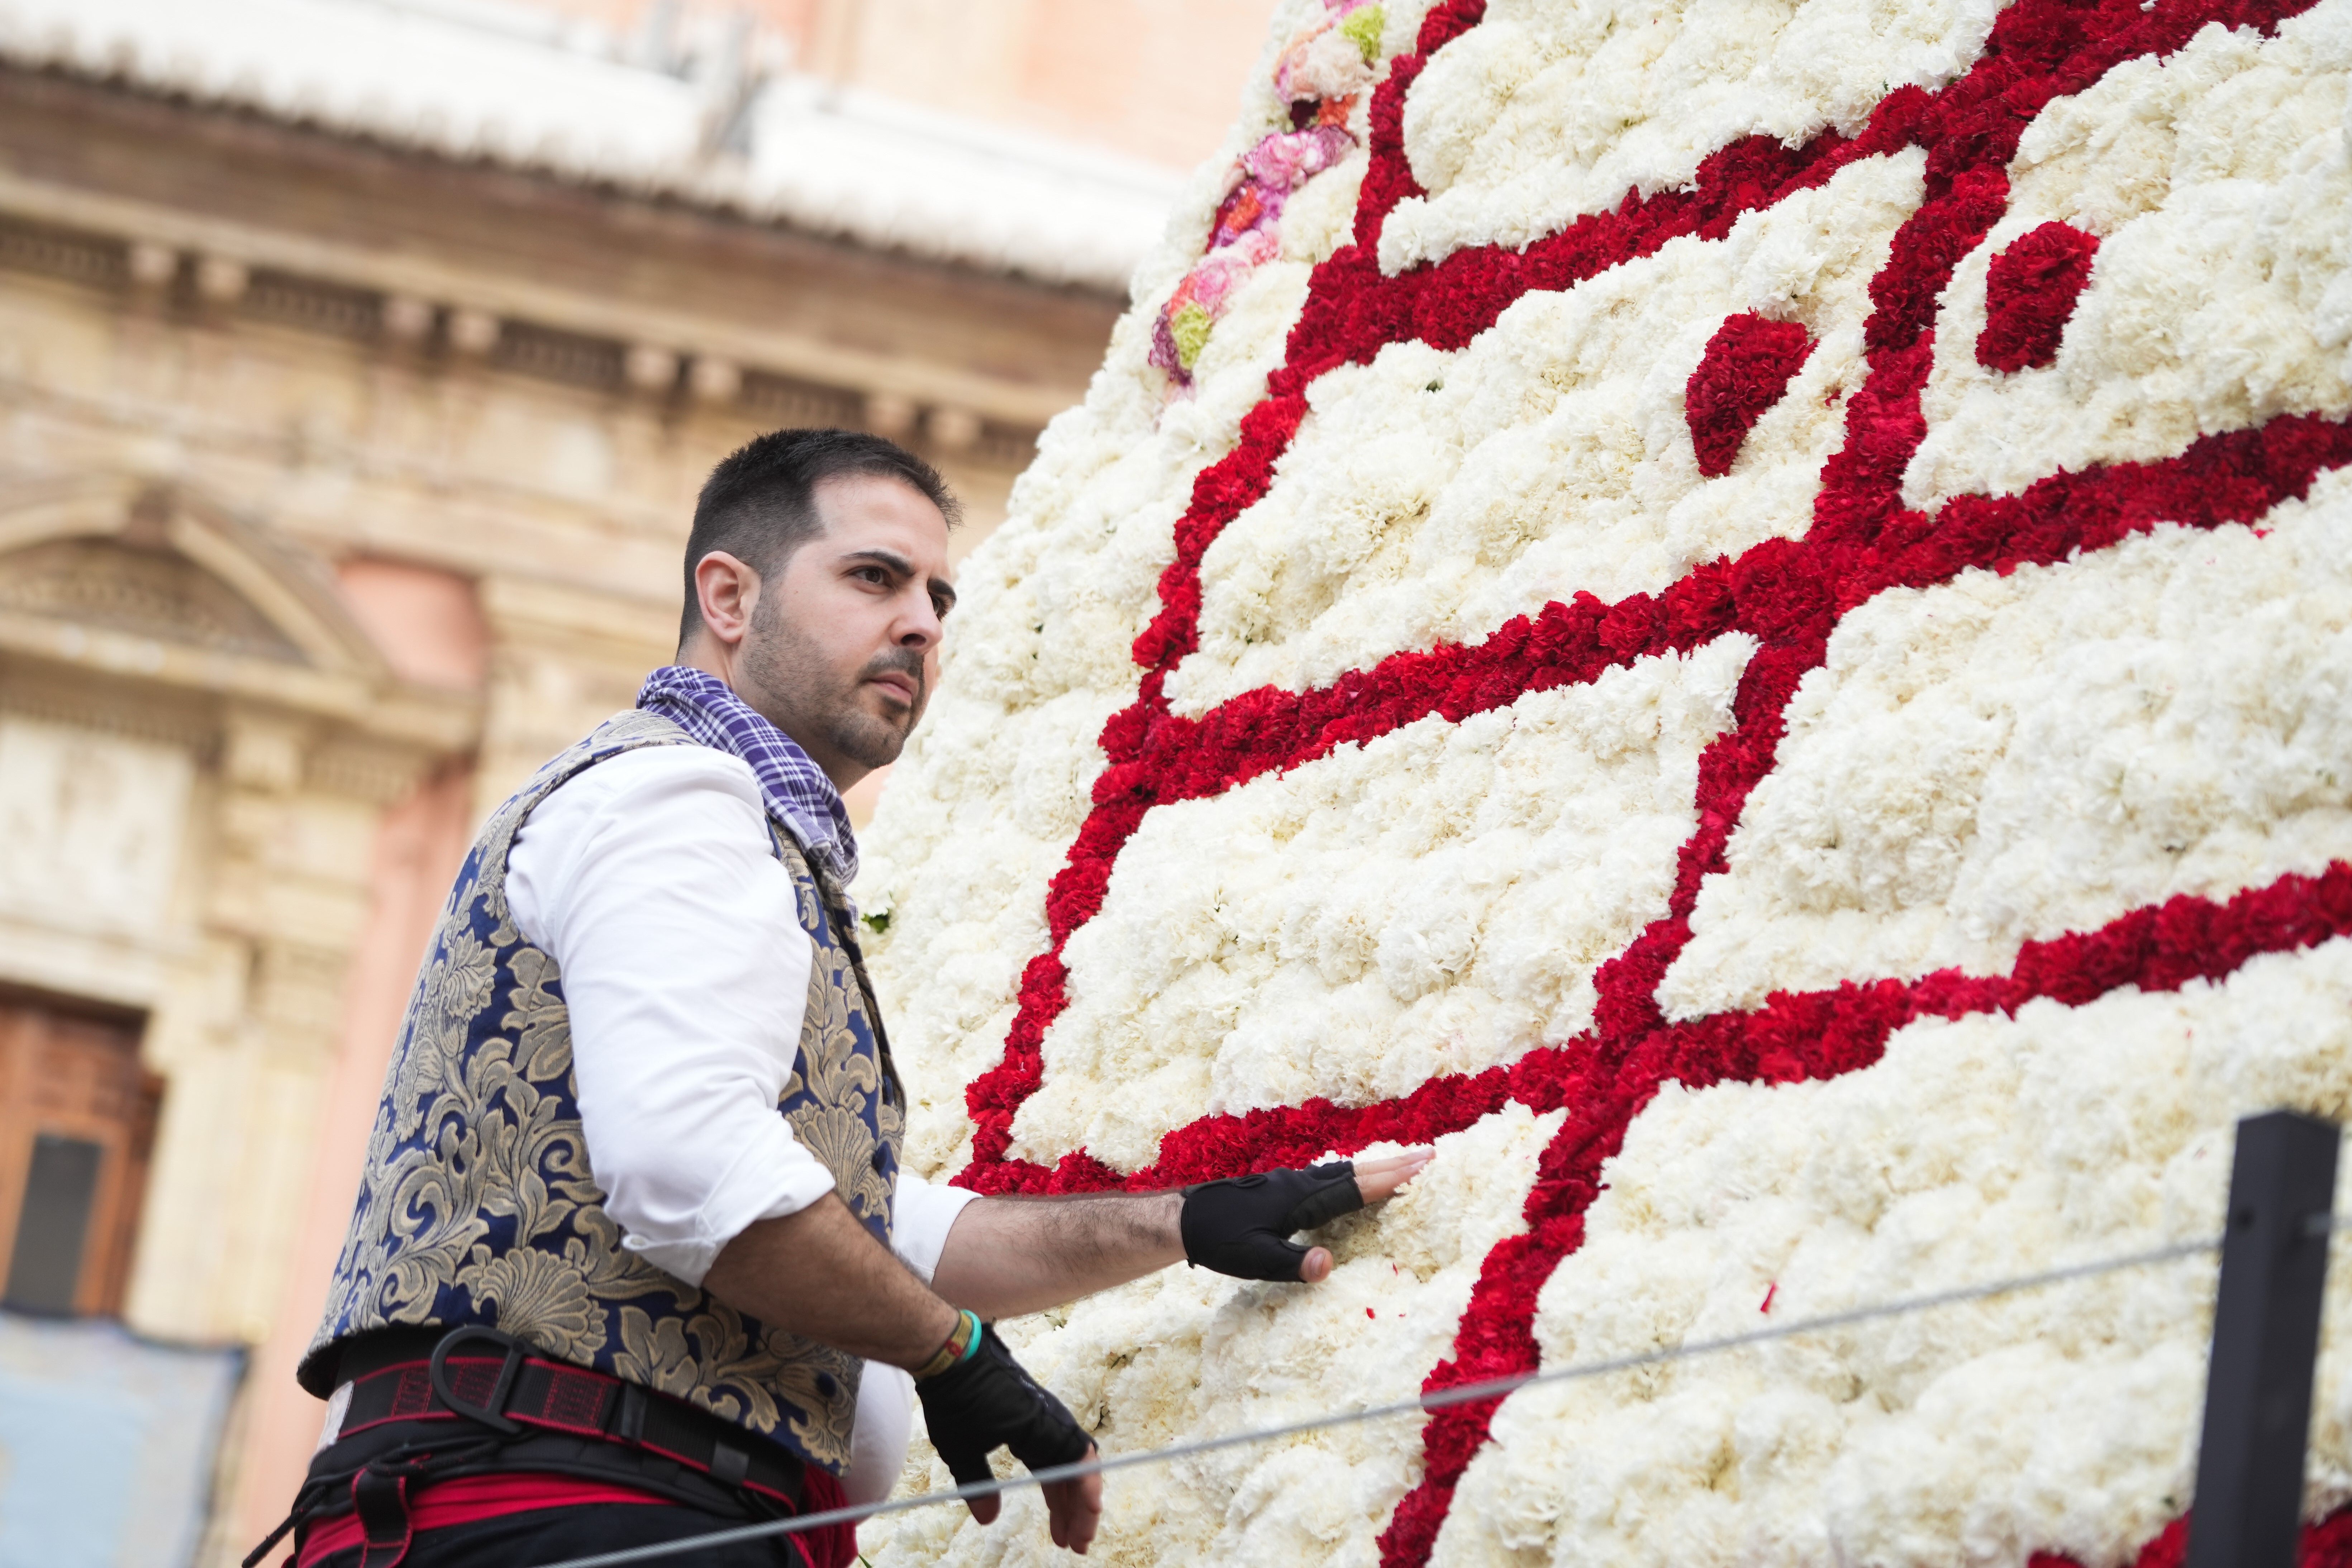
{"left": 1180, "top": 1160, "right": 1365, "bottom": 1281}
{"left": 915, "top": 1326, "right": 1092, "bottom": 1492}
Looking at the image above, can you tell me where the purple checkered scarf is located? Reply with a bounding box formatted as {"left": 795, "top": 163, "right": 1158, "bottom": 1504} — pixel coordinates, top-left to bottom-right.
{"left": 637, "top": 664, "right": 858, "bottom": 887}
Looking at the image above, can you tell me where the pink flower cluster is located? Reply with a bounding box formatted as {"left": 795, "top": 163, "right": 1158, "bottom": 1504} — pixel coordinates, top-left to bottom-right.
{"left": 1147, "top": 0, "right": 1383, "bottom": 386}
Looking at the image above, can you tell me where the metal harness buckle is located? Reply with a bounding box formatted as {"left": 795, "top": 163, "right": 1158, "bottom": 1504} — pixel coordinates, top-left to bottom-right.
{"left": 426, "top": 1324, "right": 528, "bottom": 1436}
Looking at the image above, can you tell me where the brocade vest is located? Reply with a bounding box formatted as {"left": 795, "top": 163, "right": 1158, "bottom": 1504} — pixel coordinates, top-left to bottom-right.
{"left": 300, "top": 711, "right": 904, "bottom": 1473}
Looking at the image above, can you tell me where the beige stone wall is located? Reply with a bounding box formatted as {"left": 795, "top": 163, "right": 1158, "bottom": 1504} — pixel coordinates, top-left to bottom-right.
{"left": 518, "top": 0, "right": 1278, "bottom": 170}
{"left": 822, "top": 0, "right": 1278, "bottom": 167}
{"left": 0, "top": 57, "right": 1117, "bottom": 1557}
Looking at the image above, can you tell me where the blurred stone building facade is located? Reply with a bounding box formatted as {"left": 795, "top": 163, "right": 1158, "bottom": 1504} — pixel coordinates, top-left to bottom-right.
{"left": 0, "top": 0, "right": 1269, "bottom": 1555}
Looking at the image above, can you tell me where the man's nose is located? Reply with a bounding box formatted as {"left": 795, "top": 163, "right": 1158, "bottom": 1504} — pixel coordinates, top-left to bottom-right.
{"left": 896, "top": 592, "right": 942, "bottom": 648}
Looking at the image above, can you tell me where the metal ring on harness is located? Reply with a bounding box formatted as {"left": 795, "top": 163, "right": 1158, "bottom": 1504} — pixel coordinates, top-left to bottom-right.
{"left": 427, "top": 1324, "right": 528, "bottom": 1436}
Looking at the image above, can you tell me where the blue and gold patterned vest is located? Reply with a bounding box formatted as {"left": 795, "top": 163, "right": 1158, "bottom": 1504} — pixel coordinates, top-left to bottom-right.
{"left": 300, "top": 711, "right": 903, "bottom": 1472}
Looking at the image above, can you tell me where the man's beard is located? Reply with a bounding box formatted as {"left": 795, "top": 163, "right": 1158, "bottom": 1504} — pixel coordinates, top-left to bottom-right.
{"left": 742, "top": 595, "right": 926, "bottom": 771}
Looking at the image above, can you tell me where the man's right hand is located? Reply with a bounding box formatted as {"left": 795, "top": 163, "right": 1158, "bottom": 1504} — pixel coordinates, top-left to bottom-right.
{"left": 916, "top": 1327, "right": 1101, "bottom": 1551}
{"left": 1179, "top": 1148, "right": 1435, "bottom": 1282}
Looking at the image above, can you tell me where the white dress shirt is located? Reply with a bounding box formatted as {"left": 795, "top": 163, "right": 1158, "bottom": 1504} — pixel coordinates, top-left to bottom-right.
{"left": 506, "top": 741, "right": 974, "bottom": 1503}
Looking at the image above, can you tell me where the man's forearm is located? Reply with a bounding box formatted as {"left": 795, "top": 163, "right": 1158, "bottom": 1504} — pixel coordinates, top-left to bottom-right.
{"left": 702, "top": 1193, "right": 959, "bottom": 1369}
{"left": 929, "top": 1191, "right": 1185, "bottom": 1320}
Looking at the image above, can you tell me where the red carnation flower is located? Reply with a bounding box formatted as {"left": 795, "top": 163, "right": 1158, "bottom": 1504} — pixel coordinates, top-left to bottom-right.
{"left": 1685, "top": 313, "right": 1819, "bottom": 477}
{"left": 1977, "top": 221, "right": 2100, "bottom": 372}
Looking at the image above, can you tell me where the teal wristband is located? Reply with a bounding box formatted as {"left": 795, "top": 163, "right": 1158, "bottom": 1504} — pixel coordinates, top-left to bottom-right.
{"left": 914, "top": 1308, "right": 984, "bottom": 1380}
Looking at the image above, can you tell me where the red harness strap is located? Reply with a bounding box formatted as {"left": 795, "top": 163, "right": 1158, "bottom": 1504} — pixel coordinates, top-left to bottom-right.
{"left": 295, "top": 1475, "right": 676, "bottom": 1568}
{"left": 336, "top": 1353, "right": 802, "bottom": 1506}
{"left": 293, "top": 1468, "right": 857, "bottom": 1568}
{"left": 273, "top": 1329, "right": 859, "bottom": 1568}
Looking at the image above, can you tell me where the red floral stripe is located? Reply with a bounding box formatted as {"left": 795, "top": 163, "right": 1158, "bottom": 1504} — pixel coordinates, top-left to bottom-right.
{"left": 999, "top": 862, "right": 2352, "bottom": 1195}
{"left": 1111, "top": 406, "right": 2352, "bottom": 835}
{"left": 946, "top": 0, "right": 2337, "bottom": 1560}
{"left": 967, "top": 396, "right": 2352, "bottom": 1182}
{"left": 1389, "top": 858, "right": 2352, "bottom": 1545}
{"left": 1372, "top": 0, "right": 2325, "bottom": 1554}
{"left": 971, "top": 0, "right": 2329, "bottom": 1181}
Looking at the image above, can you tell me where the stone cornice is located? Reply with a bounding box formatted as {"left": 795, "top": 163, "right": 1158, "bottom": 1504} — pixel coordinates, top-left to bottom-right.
{"left": 0, "top": 65, "right": 1117, "bottom": 460}
{"left": 0, "top": 0, "right": 1179, "bottom": 290}
{"left": 0, "top": 167, "right": 1084, "bottom": 432}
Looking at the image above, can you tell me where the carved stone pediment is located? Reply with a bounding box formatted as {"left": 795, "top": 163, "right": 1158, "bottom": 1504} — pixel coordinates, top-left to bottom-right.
{"left": 0, "top": 536, "right": 303, "bottom": 662}
{"left": 0, "top": 475, "right": 388, "bottom": 680}
{"left": 0, "top": 475, "right": 478, "bottom": 755}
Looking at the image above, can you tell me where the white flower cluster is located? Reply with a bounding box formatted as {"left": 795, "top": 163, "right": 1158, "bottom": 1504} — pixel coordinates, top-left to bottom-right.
{"left": 1027, "top": 635, "right": 1751, "bottom": 1173}
{"left": 1661, "top": 472, "right": 2352, "bottom": 1021}
{"left": 860, "top": 2, "right": 2352, "bottom": 1565}
{"left": 1910, "top": 13, "right": 2352, "bottom": 504}
{"left": 1450, "top": 941, "right": 2352, "bottom": 1568}
{"left": 1168, "top": 148, "right": 1917, "bottom": 717}
{"left": 1381, "top": 0, "right": 2000, "bottom": 273}
{"left": 876, "top": 1106, "right": 1564, "bottom": 1565}
{"left": 860, "top": 0, "right": 1434, "bottom": 1176}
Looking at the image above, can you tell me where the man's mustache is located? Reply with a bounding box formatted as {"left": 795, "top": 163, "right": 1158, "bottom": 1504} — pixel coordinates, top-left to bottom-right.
{"left": 860, "top": 648, "right": 927, "bottom": 703}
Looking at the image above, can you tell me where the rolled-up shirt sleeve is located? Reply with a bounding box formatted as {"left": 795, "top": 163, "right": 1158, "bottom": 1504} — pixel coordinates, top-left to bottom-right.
{"left": 507, "top": 744, "right": 837, "bottom": 1288}
{"left": 890, "top": 1169, "right": 980, "bottom": 1284}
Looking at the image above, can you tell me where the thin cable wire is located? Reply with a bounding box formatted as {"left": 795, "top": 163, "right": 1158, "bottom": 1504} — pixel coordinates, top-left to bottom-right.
{"left": 530, "top": 1233, "right": 2220, "bottom": 1568}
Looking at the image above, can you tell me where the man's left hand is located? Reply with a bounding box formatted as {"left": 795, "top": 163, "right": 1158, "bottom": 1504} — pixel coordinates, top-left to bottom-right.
{"left": 917, "top": 1327, "right": 1099, "bottom": 1549}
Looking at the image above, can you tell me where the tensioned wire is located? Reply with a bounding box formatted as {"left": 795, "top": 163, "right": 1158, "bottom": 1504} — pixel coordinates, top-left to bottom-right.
{"left": 532, "top": 1233, "right": 2224, "bottom": 1568}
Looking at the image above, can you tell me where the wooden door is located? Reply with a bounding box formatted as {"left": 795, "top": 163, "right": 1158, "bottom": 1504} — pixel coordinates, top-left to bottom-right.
{"left": 0, "top": 992, "right": 161, "bottom": 1317}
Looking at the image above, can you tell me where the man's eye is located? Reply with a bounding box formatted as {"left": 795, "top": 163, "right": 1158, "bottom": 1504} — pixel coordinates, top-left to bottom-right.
{"left": 853, "top": 566, "right": 887, "bottom": 585}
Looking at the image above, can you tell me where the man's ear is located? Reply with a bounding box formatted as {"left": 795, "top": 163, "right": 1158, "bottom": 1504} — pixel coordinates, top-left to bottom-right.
{"left": 694, "top": 551, "right": 762, "bottom": 648}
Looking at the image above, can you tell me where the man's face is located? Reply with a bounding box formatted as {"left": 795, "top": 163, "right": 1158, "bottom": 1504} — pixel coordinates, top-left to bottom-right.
{"left": 733, "top": 473, "right": 954, "bottom": 786}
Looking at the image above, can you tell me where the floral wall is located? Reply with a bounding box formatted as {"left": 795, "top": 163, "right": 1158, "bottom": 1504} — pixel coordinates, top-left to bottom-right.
{"left": 857, "top": 0, "right": 2352, "bottom": 1563}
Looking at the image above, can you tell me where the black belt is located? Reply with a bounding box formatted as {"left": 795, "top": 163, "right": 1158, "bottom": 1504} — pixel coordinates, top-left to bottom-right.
{"left": 246, "top": 1325, "right": 811, "bottom": 1568}
{"left": 335, "top": 1324, "right": 807, "bottom": 1501}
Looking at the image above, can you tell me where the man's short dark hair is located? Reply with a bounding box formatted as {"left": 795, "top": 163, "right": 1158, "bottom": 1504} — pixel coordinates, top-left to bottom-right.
{"left": 678, "top": 428, "right": 960, "bottom": 648}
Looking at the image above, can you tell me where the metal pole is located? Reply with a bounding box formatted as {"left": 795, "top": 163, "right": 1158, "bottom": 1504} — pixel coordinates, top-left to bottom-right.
{"left": 2185, "top": 1110, "right": 2339, "bottom": 1568}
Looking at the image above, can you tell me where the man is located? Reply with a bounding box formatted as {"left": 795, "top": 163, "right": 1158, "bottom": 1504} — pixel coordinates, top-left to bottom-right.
{"left": 258, "top": 429, "right": 1430, "bottom": 1568}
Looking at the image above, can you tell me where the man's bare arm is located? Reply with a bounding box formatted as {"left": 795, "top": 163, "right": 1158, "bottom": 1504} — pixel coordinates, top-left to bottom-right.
{"left": 929, "top": 1191, "right": 1184, "bottom": 1320}
{"left": 703, "top": 1192, "right": 1105, "bottom": 1548}
{"left": 930, "top": 1150, "right": 1435, "bottom": 1320}
{"left": 701, "top": 1193, "right": 958, "bottom": 1369}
